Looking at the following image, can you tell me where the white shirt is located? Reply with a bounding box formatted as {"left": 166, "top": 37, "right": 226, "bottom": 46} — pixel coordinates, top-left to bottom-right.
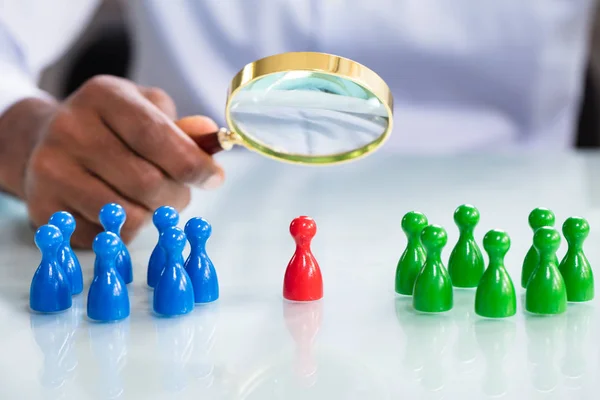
{"left": 0, "top": 0, "right": 596, "bottom": 154}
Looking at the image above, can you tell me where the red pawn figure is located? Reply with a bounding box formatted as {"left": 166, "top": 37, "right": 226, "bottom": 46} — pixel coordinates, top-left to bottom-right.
{"left": 283, "top": 216, "right": 323, "bottom": 301}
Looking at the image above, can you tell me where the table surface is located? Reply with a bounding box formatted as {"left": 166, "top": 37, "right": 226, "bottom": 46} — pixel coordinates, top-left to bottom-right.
{"left": 1, "top": 150, "right": 600, "bottom": 400}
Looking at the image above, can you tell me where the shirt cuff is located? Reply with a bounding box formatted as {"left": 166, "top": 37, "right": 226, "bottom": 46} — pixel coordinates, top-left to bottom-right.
{"left": 0, "top": 62, "right": 53, "bottom": 118}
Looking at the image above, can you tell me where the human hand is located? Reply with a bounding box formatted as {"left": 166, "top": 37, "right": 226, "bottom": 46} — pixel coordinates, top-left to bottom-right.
{"left": 0, "top": 75, "right": 224, "bottom": 247}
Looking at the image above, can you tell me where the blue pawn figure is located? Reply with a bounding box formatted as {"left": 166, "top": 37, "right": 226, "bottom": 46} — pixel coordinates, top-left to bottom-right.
{"left": 87, "top": 232, "right": 130, "bottom": 321}
{"left": 154, "top": 227, "right": 195, "bottom": 316}
{"left": 184, "top": 217, "right": 219, "bottom": 303}
{"left": 99, "top": 203, "right": 133, "bottom": 284}
{"left": 148, "top": 206, "right": 180, "bottom": 288}
{"left": 30, "top": 225, "right": 72, "bottom": 313}
{"left": 48, "top": 211, "right": 83, "bottom": 295}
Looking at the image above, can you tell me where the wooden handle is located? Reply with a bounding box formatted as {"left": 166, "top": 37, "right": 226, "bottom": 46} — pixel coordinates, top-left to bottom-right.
{"left": 175, "top": 117, "right": 224, "bottom": 155}
{"left": 189, "top": 131, "right": 223, "bottom": 155}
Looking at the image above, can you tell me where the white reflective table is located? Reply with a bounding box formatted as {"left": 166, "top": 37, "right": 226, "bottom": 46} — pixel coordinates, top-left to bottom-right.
{"left": 0, "top": 150, "right": 599, "bottom": 400}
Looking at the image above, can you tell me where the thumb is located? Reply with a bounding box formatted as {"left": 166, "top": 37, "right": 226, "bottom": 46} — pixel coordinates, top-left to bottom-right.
{"left": 175, "top": 116, "right": 223, "bottom": 156}
{"left": 176, "top": 115, "right": 219, "bottom": 135}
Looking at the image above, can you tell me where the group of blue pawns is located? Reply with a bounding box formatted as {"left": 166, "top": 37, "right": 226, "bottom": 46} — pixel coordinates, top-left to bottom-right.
{"left": 29, "top": 203, "right": 219, "bottom": 321}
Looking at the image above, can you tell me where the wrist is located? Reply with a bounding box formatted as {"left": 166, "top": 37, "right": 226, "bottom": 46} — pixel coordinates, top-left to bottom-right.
{"left": 0, "top": 97, "right": 58, "bottom": 198}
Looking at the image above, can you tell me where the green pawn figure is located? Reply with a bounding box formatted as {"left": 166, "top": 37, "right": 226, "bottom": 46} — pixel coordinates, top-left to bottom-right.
{"left": 559, "top": 217, "right": 594, "bottom": 302}
{"left": 448, "top": 204, "right": 485, "bottom": 287}
{"left": 475, "top": 230, "right": 517, "bottom": 318}
{"left": 521, "top": 207, "right": 558, "bottom": 288}
{"left": 395, "top": 211, "right": 428, "bottom": 295}
{"left": 413, "top": 225, "right": 453, "bottom": 312}
{"left": 525, "top": 227, "right": 567, "bottom": 315}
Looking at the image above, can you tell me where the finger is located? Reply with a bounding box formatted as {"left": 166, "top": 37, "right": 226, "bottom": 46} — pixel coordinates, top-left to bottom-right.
{"left": 26, "top": 196, "right": 68, "bottom": 232}
{"left": 70, "top": 215, "right": 141, "bottom": 247}
{"left": 139, "top": 86, "right": 178, "bottom": 120}
{"left": 67, "top": 211, "right": 104, "bottom": 249}
{"left": 25, "top": 178, "right": 101, "bottom": 248}
{"left": 73, "top": 76, "right": 223, "bottom": 188}
{"left": 27, "top": 199, "right": 102, "bottom": 249}
{"left": 29, "top": 147, "right": 151, "bottom": 239}
{"left": 175, "top": 116, "right": 223, "bottom": 155}
{"left": 68, "top": 113, "right": 191, "bottom": 210}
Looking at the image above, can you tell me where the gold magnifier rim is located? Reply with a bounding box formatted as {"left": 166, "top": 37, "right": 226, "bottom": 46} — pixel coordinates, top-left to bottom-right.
{"left": 223, "top": 51, "right": 394, "bottom": 165}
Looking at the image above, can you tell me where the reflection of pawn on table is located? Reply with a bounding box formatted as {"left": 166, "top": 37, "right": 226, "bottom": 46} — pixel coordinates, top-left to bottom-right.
{"left": 525, "top": 315, "right": 566, "bottom": 393}
{"left": 413, "top": 225, "right": 453, "bottom": 313}
{"left": 184, "top": 217, "right": 219, "bottom": 303}
{"left": 561, "top": 304, "right": 593, "bottom": 390}
{"left": 448, "top": 204, "right": 484, "bottom": 288}
{"left": 521, "top": 207, "right": 557, "bottom": 288}
{"left": 475, "top": 230, "right": 517, "bottom": 318}
{"left": 559, "top": 217, "right": 594, "bottom": 302}
{"left": 99, "top": 203, "right": 133, "bottom": 284}
{"left": 395, "top": 296, "right": 451, "bottom": 396}
{"left": 147, "top": 206, "right": 180, "bottom": 288}
{"left": 30, "top": 311, "right": 76, "bottom": 393}
{"left": 188, "top": 303, "right": 220, "bottom": 385}
{"left": 413, "top": 317, "right": 450, "bottom": 393}
{"left": 283, "top": 216, "right": 323, "bottom": 302}
{"left": 525, "top": 227, "right": 567, "bottom": 315}
{"left": 154, "top": 227, "right": 195, "bottom": 316}
{"left": 283, "top": 300, "right": 323, "bottom": 387}
{"left": 395, "top": 211, "right": 428, "bottom": 295}
{"left": 64, "top": 296, "right": 82, "bottom": 380}
{"left": 154, "top": 316, "right": 195, "bottom": 392}
{"left": 89, "top": 321, "right": 129, "bottom": 399}
{"left": 452, "top": 290, "right": 478, "bottom": 372}
{"left": 30, "top": 225, "right": 72, "bottom": 313}
{"left": 87, "top": 232, "right": 130, "bottom": 322}
{"left": 474, "top": 320, "right": 516, "bottom": 398}
{"left": 48, "top": 211, "right": 83, "bottom": 296}
{"left": 394, "top": 298, "right": 424, "bottom": 377}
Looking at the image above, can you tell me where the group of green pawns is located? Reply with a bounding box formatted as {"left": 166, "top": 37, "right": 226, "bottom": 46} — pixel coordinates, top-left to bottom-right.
{"left": 395, "top": 205, "right": 594, "bottom": 318}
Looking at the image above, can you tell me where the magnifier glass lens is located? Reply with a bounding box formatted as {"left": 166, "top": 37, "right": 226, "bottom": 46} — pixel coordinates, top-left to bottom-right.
{"left": 228, "top": 71, "right": 390, "bottom": 157}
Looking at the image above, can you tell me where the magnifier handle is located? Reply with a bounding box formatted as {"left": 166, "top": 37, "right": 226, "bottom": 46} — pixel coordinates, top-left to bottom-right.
{"left": 189, "top": 131, "right": 224, "bottom": 155}
{"left": 175, "top": 117, "right": 224, "bottom": 155}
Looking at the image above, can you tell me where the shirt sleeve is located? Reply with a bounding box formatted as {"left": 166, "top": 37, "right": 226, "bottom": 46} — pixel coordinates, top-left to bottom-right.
{"left": 0, "top": 0, "right": 100, "bottom": 116}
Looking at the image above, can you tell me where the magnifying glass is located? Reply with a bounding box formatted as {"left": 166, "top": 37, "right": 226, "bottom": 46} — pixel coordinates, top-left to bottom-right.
{"left": 178, "top": 52, "right": 393, "bottom": 165}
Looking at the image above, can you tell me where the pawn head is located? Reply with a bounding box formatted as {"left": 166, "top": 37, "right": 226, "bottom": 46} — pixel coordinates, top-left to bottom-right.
{"left": 454, "top": 204, "right": 480, "bottom": 228}
{"left": 35, "top": 224, "right": 63, "bottom": 253}
{"left": 99, "top": 203, "right": 126, "bottom": 233}
{"left": 93, "top": 231, "right": 121, "bottom": 259}
{"left": 153, "top": 206, "right": 180, "bottom": 231}
{"left": 48, "top": 211, "right": 76, "bottom": 240}
{"left": 184, "top": 217, "right": 211, "bottom": 244}
{"left": 159, "top": 226, "right": 187, "bottom": 254}
{"left": 533, "top": 226, "right": 561, "bottom": 254}
{"left": 290, "top": 216, "right": 317, "bottom": 243}
{"left": 562, "top": 217, "right": 590, "bottom": 243}
{"left": 420, "top": 224, "right": 447, "bottom": 252}
{"left": 483, "top": 229, "right": 510, "bottom": 257}
{"left": 401, "top": 211, "right": 428, "bottom": 236}
{"left": 528, "top": 207, "right": 555, "bottom": 230}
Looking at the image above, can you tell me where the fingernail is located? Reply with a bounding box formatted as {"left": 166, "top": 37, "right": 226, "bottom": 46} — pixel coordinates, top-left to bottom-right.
{"left": 198, "top": 173, "right": 223, "bottom": 190}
